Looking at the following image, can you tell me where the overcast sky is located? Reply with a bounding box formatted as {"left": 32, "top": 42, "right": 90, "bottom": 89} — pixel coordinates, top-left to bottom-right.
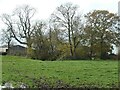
{"left": 0, "top": 0, "right": 119, "bottom": 20}
{"left": 0, "top": 0, "right": 119, "bottom": 31}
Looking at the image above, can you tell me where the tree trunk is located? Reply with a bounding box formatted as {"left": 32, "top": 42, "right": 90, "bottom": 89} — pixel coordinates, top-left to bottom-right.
{"left": 73, "top": 46, "right": 76, "bottom": 59}
{"left": 90, "top": 40, "right": 93, "bottom": 60}
{"left": 100, "top": 40, "right": 103, "bottom": 59}
{"left": 27, "top": 39, "right": 33, "bottom": 57}
{"left": 68, "top": 18, "right": 73, "bottom": 57}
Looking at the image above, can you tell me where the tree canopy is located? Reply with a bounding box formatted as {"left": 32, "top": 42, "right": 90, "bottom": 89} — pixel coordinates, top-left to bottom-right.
{"left": 1, "top": 3, "right": 119, "bottom": 60}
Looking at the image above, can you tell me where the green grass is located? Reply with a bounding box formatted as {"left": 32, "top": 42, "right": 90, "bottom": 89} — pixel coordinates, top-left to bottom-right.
{"left": 1, "top": 55, "right": 118, "bottom": 88}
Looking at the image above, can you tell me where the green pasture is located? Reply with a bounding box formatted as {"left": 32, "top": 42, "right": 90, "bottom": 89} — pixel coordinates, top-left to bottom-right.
{"left": 1, "top": 55, "right": 118, "bottom": 88}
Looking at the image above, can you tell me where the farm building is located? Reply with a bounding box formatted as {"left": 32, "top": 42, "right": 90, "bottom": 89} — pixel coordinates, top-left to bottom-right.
{"left": 8, "top": 45, "right": 27, "bottom": 56}
{"left": 0, "top": 45, "right": 27, "bottom": 56}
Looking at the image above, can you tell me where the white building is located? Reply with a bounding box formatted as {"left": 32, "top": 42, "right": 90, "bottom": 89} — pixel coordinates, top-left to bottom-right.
{"left": 118, "top": 1, "right": 120, "bottom": 15}
{"left": 118, "top": 1, "right": 120, "bottom": 55}
{"left": 0, "top": 45, "right": 8, "bottom": 55}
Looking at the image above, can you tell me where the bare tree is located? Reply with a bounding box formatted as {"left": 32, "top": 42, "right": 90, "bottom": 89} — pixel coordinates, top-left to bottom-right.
{"left": 1, "top": 5, "right": 36, "bottom": 57}
{"left": 1, "top": 28, "right": 13, "bottom": 49}
{"left": 52, "top": 3, "right": 83, "bottom": 58}
{"left": 1, "top": 14, "right": 14, "bottom": 49}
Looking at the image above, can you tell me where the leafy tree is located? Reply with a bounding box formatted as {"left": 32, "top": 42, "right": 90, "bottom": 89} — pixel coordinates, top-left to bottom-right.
{"left": 85, "top": 10, "right": 118, "bottom": 59}
{"left": 32, "top": 21, "right": 49, "bottom": 60}
{"left": 84, "top": 25, "right": 98, "bottom": 59}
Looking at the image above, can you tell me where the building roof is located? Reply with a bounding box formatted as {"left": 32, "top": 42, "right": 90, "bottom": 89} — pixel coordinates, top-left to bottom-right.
{"left": 0, "top": 45, "right": 8, "bottom": 48}
{"left": 10, "top": 45, "right": 26, "bottom": 49}
{"left": 0, "top": 45, "right": 27, "bottom": 53}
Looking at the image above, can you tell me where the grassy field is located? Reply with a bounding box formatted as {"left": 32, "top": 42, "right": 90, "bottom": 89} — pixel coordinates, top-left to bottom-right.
{"left": 1, "top": 55, "right": 118, "bottom": 88}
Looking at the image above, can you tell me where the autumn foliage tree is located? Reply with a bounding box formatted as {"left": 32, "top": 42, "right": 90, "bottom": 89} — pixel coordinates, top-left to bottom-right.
{"left": 85, "top": 10, "right": 118, "bottom": 59}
